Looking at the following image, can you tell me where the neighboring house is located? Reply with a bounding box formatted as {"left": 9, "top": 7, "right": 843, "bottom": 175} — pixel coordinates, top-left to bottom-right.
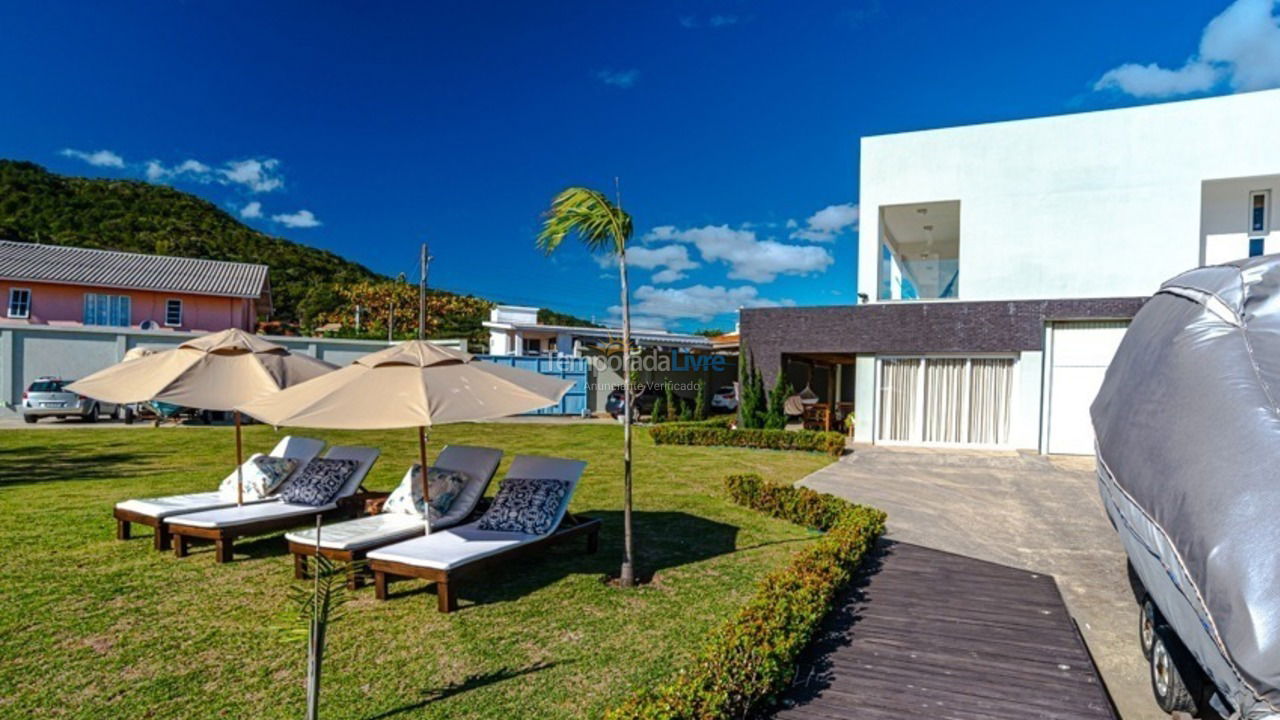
{"left": 742, "top": 89, "right": 1280, "bottom": 454}
{"left": 0, "top": 240, "right": 270, "bottom": 333}
{"left": 483, "top": 305, "right": 734, "bottom": 414}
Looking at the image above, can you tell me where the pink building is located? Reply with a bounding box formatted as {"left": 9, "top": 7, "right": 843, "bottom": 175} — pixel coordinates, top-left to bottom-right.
{"left": 0, "top": 241, "right": 270, "bottom": 332}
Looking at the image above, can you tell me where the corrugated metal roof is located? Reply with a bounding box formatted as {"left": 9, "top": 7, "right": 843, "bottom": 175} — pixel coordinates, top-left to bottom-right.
{"left": 0, "top": 241, "right": 269, "bottom": 299}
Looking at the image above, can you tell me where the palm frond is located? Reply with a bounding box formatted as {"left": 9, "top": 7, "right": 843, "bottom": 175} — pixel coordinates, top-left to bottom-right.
{"left": 536, "top": 186, "right": 633, "bottom": 256}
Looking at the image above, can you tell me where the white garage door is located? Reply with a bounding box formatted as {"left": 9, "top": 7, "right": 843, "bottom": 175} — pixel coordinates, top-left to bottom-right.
{"left": 1046, "top": 321, "right": 1129, "bottom": 455}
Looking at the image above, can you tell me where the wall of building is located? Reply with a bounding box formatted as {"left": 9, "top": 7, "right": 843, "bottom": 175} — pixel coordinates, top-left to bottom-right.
{"left": 1202, "top": 174, "right": 1280, "bottom": 264}
{"left": 0, "top": 280, "right": 255, "bottom": 332}
{"left": 0, "top": 325, "right": 395, "bottom": 416}
{"left": 858, "top": 89, "right": 1280, "bottom": 302}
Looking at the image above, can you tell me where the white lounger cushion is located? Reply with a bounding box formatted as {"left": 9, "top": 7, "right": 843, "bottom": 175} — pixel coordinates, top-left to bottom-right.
{"left": 285, "top": 445, "right": 503, "bottom": 550}
{"left": 166, "top": 446, "right": 379, "bottom": 529}
{"left": 115, "top": 436, "right": 325, "bottom": 520}
{"left": 368, "top": 455, "right": 586, "bottom": 571}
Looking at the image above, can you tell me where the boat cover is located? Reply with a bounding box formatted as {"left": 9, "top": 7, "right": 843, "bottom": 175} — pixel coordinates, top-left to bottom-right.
{"left": 1092, "top": 255, "right": 1280, "bottom": 719}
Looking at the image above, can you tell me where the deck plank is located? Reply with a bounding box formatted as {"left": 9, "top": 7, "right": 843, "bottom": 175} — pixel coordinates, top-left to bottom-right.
{"left": 767, "top": 542, "right": 1118, "bottom": 720}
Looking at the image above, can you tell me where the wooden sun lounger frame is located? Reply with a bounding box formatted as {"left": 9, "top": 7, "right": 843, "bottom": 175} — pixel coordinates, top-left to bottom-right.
{"left": 168, "top": 491, "right": 382, "bottom": 563}
{"left": 368, "top": 514, "right": 601, "bottom": 613}
{"left": 114, "top": 506, "right": 175, "bottom": 551}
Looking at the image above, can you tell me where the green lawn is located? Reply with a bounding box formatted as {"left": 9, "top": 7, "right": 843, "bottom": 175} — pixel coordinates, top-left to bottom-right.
{"left": 0, "top": 423, "right": 833, "bottom": 719}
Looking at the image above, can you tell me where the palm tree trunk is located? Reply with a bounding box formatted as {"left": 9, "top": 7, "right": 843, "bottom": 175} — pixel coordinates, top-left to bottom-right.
{"left": 619, "top": 248, "right": 635, "bottom": 588}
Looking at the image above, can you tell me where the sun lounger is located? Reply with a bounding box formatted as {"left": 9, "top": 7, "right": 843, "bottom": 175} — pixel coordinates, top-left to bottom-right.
{"left": 166, "top": 446, "right": 380, "bottom": 563}
{"left": 284, "top": 445, "right": 504, "bottom": 587}
{"left": 367, "top": 455, "right": 599, "bottom": 613}
{"left": 113, "top": 435, "right": 325, "bottom": 550}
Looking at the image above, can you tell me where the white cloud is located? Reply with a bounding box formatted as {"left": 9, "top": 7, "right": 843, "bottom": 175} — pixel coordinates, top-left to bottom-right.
{"left": 220, "top": 158, "right": 284, "bottom": 192}
{"left": 785, "top": 218, "right": 799, "bottom": 229}
{"left": 611, "top": 284, "right": 792, "bottom": 323}
{"left": 1095, "top": 0, "right": 1280, "bottom": 98}
{"left": 239, "top": 201, "right": 263, "bottom": 219}
{"left": 600, "top": 244, "right": 700, "bottom": 283}
{"left": 60, "top": 148, "right": 125, "bottom": 168}
{"left": 644, "top": 224, "right": 833, "bottom": 283}
{"left": 271, "top": 209, "right": 321, "bottom": 228}
{"left": 596, "top": 69, "right": 640, "bottom": 88}
{"left": 679, "top": 14, "right": 740, "bottom": 29}
{"left": 709, "top": 14, "right": 739, "bottom": 27}
{"left": 143, "top": 156, "right": 284, "bottom": 193}
{"left": 790, "top": 202, "right": 859, "bottom": 242}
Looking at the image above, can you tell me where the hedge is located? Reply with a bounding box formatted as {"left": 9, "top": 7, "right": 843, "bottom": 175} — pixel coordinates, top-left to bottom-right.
{"left": 648, "top": 422, "right": 845, "bottom": 457}
{"left": 604, "top": 474, "right": 886, "bottom": 720}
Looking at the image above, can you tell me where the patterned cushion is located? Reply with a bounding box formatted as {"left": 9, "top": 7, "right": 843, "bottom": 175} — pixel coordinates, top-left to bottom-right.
{"left": 476, "top": 478, "right": 570, "bottom": 535}
{"left": 382, "top": 465, "right": 470, "bottom": 520}
{"left": 217, "top": 455, "right": 298, "bottom": 502}
{"left": 277, "top": 458, "right": 361, "bottom": 507}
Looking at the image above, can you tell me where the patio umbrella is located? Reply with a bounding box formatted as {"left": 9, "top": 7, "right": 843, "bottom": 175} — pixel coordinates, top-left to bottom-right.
{"left": 236, "top": 340, "right": 573, "bottom": 505}
{"left": 67, "top": 328, "right": 337, "bottom": 503}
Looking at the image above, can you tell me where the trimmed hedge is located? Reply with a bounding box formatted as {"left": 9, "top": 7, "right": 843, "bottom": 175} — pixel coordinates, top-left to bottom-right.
{"left": 648, "top": 422, "right": 845, "bottom": 457}
{"left": 604, "top": 474, "right": 886, "bottom": 720}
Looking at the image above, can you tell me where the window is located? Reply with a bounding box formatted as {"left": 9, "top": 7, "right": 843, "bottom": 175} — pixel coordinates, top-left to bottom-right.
{"left": 1251, "top": 191, "right": 1270, "bottom": 235}
{"left": 878, "top": 201, "right": 961, "bottom": 300}
{"left": 164, "top": 299, "right": 183, "bottom": 327}
{"left": 522, "top": 338, "right": 542, "bottom": 355}
{"left": 83, "top": 293, "right": 131, "bottom": 327}
{"left": 878, "top": 356, "right": 1015, "bottom": 446}
{"left": 1250, "top": 237, "right": 1266, "bottom": 258}
{"left": 7, "top": 288, "right": 31, "bottom": 318}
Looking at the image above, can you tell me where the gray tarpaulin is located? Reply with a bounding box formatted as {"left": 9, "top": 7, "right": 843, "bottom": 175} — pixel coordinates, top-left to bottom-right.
{"left": 1092, "top": 256, "right": 1280, "bottom": 719}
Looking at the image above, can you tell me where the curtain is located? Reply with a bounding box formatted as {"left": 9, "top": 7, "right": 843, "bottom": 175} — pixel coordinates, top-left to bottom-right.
{"left": 923, "top": 358, "right": 966, "bottom": 443}
{"left": 968, "top": 358, "right": 1014, "bottom": 445}
{"left": 878, "top": 358, "right": 920, "bottom": 441}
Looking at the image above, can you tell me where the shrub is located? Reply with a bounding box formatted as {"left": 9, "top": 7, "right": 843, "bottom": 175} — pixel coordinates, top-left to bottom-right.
{"left": 604, "top": 475, "right": 886, "bottom": 719}
{"left": 664, "top": 383, "right": 679, "bottom": 423}
{"left": 764, "top": 372, "right": 792, "bottom": 430}
{"left": 648, "top": 424, "right": 845, "bottom": 457}
{"left": 693, "top": 381, "right": 707, "bottom": 421}
{"left": 651, "top": 394, "right": 666, "bottom": 424}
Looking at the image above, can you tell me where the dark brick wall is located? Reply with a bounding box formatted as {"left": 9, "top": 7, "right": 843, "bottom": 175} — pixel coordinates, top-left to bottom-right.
{"left": 740, "top": 297, "right": 1148, "bottom": 382}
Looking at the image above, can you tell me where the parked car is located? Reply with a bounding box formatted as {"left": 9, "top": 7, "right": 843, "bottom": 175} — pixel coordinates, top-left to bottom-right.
{"left": 710, "top": 384, "right": 738, "bottom": 412}
{"left": 21, "top": 377, "right": 118, "bottom": 423}
{"left": 606, "top": 384, "right": 695, "bottom": 420}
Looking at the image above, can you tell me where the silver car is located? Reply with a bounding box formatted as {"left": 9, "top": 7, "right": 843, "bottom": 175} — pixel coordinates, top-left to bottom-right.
{"left": 21, "top": 377, "right": 117, "bottom": 423}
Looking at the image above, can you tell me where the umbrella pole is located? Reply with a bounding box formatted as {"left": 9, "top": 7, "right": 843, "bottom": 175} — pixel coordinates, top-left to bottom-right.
{"left": 235, "top": 410, "right": 245, "bottom": 506}
{"left": 418, "top": 425, "right": 430, "bottom": 506}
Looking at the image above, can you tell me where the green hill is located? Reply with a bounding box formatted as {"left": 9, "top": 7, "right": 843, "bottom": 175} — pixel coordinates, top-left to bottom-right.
{"left": 0, "top": 160, "right": 598, "bottom": 343}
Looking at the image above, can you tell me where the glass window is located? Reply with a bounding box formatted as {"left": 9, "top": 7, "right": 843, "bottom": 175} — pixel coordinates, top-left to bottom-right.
{"left": 165, "top": 299, "right": 183, "bottom": 326}
{"left": 7, "top": 288, "right": 31, "bottom": 318}
{"left": 83, "top": 293, "right": 131, "bottom": 327}
{"left": 523, "top": 338, "right": 542, "bottom": 354}
{"left": 1252, "top": 192, "right": 1270, "bottom": 234}
{"left": 878, "top": 356, "right": 1014, "bottom": 446}
{"left": 1250, "top": 237, "right": 1266, "bottom": 258}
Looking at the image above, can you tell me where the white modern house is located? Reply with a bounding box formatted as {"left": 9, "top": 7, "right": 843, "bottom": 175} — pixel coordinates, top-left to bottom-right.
{"left": 483, "top": 305, "right": 712, "bottom": 356}
{"left": 743, "top": 89, "right": 1280, "bottom": 454}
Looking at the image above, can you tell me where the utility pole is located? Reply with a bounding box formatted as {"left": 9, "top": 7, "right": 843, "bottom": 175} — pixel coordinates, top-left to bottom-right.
{"left": 418, "top": 242, "right": 431, "bottom": 340}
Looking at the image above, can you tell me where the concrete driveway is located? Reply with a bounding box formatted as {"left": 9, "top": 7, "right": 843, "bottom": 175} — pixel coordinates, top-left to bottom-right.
{"left": 801, "top": 446, "right": 1163, "bottom": 720}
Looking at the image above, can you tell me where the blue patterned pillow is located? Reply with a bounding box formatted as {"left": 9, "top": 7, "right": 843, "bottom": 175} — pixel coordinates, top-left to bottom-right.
{"left": 476, "top": 478, "right": 569, "bottom": 535}
{"left": 278, "top": 458, "right": 361, "bottom": 506}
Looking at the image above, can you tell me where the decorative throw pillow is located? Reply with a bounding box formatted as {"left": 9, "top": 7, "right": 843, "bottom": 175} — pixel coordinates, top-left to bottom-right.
{"left": 382, "top": 465, "right": 470, "bottom": 520}
{"left": 476, "top": 478, "right": 570, "bottom": 535}
{"left": 278, "top": 458, "right": 361, "bottom": 506}
{"left": 217, "top": 455, "right": 298, "bottom": 501}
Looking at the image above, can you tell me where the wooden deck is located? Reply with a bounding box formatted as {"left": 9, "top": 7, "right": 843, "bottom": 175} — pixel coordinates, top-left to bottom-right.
{"left": 769, "top": 542, "right": 1117, "bottom": 720}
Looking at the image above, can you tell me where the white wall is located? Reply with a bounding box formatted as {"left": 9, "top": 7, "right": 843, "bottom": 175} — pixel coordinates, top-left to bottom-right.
{"left": 1202, "top": 175, "right": 1280, "bottom": 264}
{"left": 859, "top": 89, "right": 1280, "bottom": 302}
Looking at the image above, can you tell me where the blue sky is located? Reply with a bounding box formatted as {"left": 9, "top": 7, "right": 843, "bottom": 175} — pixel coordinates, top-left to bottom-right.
{"left": 2, "top": 0, "right": 1276, "bottom": 331}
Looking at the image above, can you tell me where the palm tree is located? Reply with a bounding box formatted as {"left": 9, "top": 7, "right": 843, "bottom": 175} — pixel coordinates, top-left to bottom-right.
{"left": 536, "top": 184, "right": 638, "bottom": 587}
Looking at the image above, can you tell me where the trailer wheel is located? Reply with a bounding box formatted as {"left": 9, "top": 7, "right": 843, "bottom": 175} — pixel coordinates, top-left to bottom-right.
{"left": 1151, "top": 624, "right": 1197, "bottom": 714}
{"left": 1140, "top": 596, "right": 1161, "bottom": 660}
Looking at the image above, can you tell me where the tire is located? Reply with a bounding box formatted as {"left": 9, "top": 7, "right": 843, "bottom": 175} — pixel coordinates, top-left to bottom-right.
{"left": 83, "top": 403, "right": 99, "bottom": 423}
{"left": 1140, "top": 596, "right": 1161, "bottom": 660}
{"left": 22, "top": 414, "right": 37, "bottom": 424}
{"left": 1150, "top": 623, "right": 1198, "bottom": 714}
{"left": 111, "top": 405, "right": 121, "bottom": 421}
{"left": 123, "top": 406, "right": 135, "bottom": 425}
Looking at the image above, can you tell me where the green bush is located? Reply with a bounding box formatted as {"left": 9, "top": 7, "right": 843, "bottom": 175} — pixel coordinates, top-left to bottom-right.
{"left": 648, "top": 423, "right": 845, "bottom": 457}
{"left": 604, "top": 475, "right": 886, "bottom": 719}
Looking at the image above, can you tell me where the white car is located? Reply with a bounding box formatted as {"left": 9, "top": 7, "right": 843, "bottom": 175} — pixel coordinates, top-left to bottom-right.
{"left": 21, "top": 377, "right": 118, "bottom": 423}
{"left": 710, "top": 385, "right": 738, "bottom": 412}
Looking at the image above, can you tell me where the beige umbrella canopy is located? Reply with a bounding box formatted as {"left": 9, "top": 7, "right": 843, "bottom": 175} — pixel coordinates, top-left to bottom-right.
{"left": 237, "top": 340, "right": 573, "bottom": 503}
{"left": 68, "top": 328, "right": 337, "bottom": 503}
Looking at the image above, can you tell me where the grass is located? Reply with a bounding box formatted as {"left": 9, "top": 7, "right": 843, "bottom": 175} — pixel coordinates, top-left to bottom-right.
{"left": 0, "top": 422, "right": 835, "bottom": 719}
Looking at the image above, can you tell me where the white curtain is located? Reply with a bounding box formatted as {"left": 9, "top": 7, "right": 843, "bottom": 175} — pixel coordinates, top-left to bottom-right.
{"left": 923, "top": 358, "right": 966, "bottom": 443}
{"left": 968, "top": 358, "right": 1014, "bottom": 445}
{"left": 878, "top": 359, "right": 920, "bottom": 441}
